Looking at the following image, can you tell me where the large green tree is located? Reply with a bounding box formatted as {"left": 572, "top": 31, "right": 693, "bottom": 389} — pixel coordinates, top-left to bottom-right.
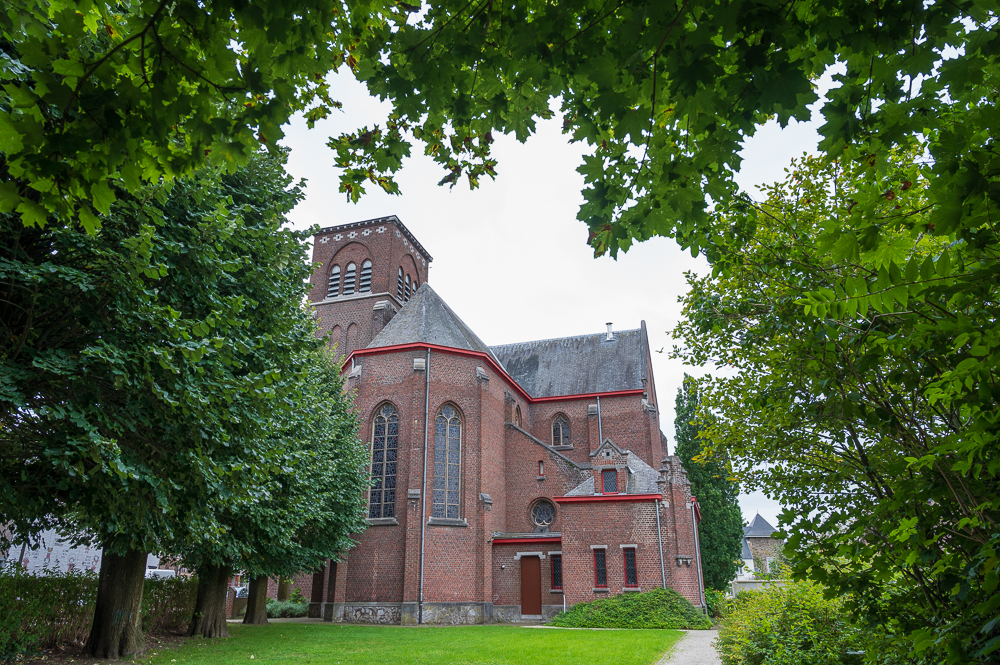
{"left": 674, "top": 376, "right": 743, "bottom": 591}
{"left": 0, "top": 150, "right": 346, "bottom": 657}
{"left": 673, "top": 151, "right": 999, "bottom": 662}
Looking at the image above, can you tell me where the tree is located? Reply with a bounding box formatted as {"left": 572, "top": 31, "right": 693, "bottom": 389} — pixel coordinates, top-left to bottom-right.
{"left": 674, "top": 376, "right": 743, "bottom": 591}
{"left": 0, "top": 0, "right": 397, "bottom": 232}
{"left": 0, "top": 150, "right": 335, "bottom": 657}
{"left": 672, "top": 151, "right": 999, "bottom": 662}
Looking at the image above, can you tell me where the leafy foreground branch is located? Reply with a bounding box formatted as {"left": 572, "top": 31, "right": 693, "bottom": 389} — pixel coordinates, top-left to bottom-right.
{"left": 674, "top": 151, "right": 1000, "bottom": 662}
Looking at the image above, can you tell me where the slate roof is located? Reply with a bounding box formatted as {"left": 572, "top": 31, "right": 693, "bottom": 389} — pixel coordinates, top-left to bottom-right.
{"left": 741, "top": 537, "right": 753, "bottom": 560}
{"left": 367, "top": 284, "right": 498, "bottom": 360}
{"left": 565, "top": 449, "right": 661, "bottom": 496}
{"left": 744, "top": 513, "right": 777, "bottom": 538}
{"left": 490, "top": 324, "right": 649, "bottom": 399}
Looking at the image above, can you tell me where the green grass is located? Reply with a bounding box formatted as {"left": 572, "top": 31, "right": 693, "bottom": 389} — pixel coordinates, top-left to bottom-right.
{"left": 147, "top": 623, "right": 683, "bottom": 665}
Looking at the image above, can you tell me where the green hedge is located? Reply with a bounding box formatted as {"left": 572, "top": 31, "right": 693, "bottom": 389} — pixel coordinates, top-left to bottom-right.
{"left": 0, "top": 566, "right": 197, "bottom": 663}
{"left": 265, "top": 598, "right": 309, "bottom": 618}
{"left": 549, "top": 588, "right": 712, "bottom": 629}
{"left": 715, "top": 581, "right": 862, "bottom": 665}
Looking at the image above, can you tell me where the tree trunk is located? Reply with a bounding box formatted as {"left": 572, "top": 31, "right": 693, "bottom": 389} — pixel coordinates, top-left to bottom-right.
{"left": 188, "top": 564, "right": 231, "bottom": 638}
{"left": 277, "top": 575, "right": 291, "bottom": 601}
{"left": 242, "top": 575, "right": 269, "bottom": 625}
{"left": 84, "top": 546, "right": 147, "bottom": 659}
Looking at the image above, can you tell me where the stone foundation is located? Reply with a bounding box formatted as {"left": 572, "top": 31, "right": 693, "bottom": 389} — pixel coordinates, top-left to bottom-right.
{"left": 400, "top": 602, "right": 493, "bottom": 625}
{"left": 325, "top": 602, "right": 402, "bottom": 624}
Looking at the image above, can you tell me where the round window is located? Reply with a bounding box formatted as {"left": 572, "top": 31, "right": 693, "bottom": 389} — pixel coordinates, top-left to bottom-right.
{"left": 531, "top": 500, "right": 556, "bottom": 528}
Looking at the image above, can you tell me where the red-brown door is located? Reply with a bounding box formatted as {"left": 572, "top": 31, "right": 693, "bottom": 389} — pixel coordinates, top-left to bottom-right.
{"left": 521, "top": 556, "right": 542, "bottom": 616}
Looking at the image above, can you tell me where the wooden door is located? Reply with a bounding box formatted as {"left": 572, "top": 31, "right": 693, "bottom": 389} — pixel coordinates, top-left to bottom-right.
{"left": 521, "top": 556, "right": 542, "bottom": 616}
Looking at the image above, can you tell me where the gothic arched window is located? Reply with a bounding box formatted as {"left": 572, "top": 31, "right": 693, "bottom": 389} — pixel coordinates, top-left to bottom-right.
{"left": 404, "top": 274, "right": 411, "bottom": 301}
{"left": 397, "top": 267, "right": 404, "bottom": 300}
{"left": 327, "top": 265, "right": 341, "bottom": 298}
{"left": 514, "top": 405, "right": 522, "bottom": 428}
{"left": 433, "top": 405, "right": 461, "bottom": 519}
{"left": 359, "top": 260, "right": 372, "bottom": 292}
{"left": 369, "top": 404, "right": 399, "bottom": 519}
{"left": 343, "top": 263, "right": 356, "bottom": 295}
{"left": 552, "top": 416, "right": 569, "bottom": 446}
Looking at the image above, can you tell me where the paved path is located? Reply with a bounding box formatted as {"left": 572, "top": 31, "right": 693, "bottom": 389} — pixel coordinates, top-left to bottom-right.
{"left": 657, "top": 629, "right": 721, "bottom": 665}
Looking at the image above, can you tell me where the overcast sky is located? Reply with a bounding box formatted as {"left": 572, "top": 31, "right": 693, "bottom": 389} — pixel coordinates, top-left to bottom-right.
{"left": 279, "top": 70, "right": 828, "bottom": 530}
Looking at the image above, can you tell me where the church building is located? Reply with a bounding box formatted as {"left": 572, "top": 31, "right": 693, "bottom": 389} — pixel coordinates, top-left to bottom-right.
{"left": 304, "top": 216, "right": 706, "bottom": 624}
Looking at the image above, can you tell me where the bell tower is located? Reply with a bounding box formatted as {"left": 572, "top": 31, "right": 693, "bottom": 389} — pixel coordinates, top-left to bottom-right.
{"left": 307, "top": 215, "right": 432, "bottom": 358}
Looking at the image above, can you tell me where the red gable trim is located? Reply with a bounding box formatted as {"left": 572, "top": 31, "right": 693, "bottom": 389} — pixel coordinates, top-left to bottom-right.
{"left": 553, "top": 494, "right": 662, "bottom": 504}
{"left": 691, "top": 496, "right": 702, "bottom": 522}
{"left": 491, "top": 537, "right": 562, "bottom": 545}
{"left": 343, "top": 343, "right": 645, "bottom": 404}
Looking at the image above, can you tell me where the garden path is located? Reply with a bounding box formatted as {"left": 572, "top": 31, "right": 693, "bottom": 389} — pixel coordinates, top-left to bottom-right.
{"left": 656, "top": 629, "right": 721, "bottom": 665}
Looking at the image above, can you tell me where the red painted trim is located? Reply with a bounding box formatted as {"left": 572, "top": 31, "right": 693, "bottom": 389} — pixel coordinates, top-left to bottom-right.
{"left": 554, "top": 493, "right": 662, "bottom": 504}
{"left": 491, "top": 537, "right": 561, "bottom": 545}
{"left": 342, "top": 343, "right": 645, "bottom": 404}
{"left": 691, "top": 496, "right": 702, "bottom": 522}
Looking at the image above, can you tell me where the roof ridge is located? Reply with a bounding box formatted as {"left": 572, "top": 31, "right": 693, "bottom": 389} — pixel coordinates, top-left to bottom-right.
{"left": 490, "top": 327, "right": 641, "bottom": 350}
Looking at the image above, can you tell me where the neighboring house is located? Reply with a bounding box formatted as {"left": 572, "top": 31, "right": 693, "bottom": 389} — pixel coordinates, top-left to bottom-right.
{"left": 742, "top": 514, "right": 784, "bottom": 576}
{"left": 736, "top": 535, "right": 755, "bottom": 580}
{"left": 2, "top": 528, "right": 156, "bottom": 574}
{"left": 304, "top": 216, "right": 707, "bottom": 625}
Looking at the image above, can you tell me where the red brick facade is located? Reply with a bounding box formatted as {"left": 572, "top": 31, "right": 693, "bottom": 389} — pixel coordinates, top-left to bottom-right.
{"left": 306, "top": 216, "right": 706, "bottom": 624}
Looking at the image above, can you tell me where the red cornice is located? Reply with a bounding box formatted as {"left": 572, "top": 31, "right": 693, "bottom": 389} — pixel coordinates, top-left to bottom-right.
{"left": 343, "top": 343, "right": 645, "bottom": 404}
{"left": 491, "top": 537, "right": 562, "bottom": 545}
{"left": 691, "top": 497, "right": 702, "bottom": 522}
{"left": 554, "top": 493, "right": 662, "bottom": 504}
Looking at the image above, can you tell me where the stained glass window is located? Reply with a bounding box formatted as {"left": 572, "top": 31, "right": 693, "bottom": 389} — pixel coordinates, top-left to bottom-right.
{"left": 602, "top": 469, "right": 618, "bottom": 494}
{"left": 624, "top": 549, "right": 638, "bottom": 588}
{"left": 594, "top": 549, "right": 607, "bottom": 588}
{"left": 551, "top": 555, "right": 563, "bottom": 590}
{"left": 327, "top": 265, "right": 340, "bottom": 298}
{"left": 369, "top": 404, "right": 399, "bottom": 519}
{"left": 432, "top": 405, "right": 461, "bottom": 519}
{"left": 552, "top": 416, "right": 569, "bottom": 446}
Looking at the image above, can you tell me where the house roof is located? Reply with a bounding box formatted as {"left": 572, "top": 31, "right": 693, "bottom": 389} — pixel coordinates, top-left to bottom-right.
{"left": 744, "top": 513, "right": 777, "bottom": 538}
{"left": 741, "top": 537, "right": 753, "bottom": 560}
{"left": 367, "top": 284, "right": 497, "bottom": 361}
{"left": 490, "top": 325, "right": 648, "bottom": 399}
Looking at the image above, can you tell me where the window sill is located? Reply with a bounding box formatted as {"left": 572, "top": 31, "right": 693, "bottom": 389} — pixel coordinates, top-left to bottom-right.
{"left": 537, "top": 476, "right": 546, "bottom": 481}
{"left": 549, "top": 589, "right": 564, "bottom": 594}
{"left": 552, "top": 445, "right": 573, "bottom": 451}
{"left": 593, "top": 587, "right": 610, "bottom": 593}
{"left": 623, "top": 587, "right": 641, "bottom": 592}
{"left": 427, "top": 517, "right": 468, "bottom": 527}
{"left": 366, "top": 517, "right": 398, "bottom": 526}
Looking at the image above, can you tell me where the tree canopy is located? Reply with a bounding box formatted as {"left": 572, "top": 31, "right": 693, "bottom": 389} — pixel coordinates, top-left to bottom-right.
{"left": 674, "top": 376, "right": 743, "bottom": 592}
{"left": 672, "top": 151, "right": 999, "bottom": 662}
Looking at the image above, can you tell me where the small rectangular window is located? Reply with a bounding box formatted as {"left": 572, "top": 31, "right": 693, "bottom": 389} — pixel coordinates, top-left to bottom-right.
{"left": 551, "top": 555, "right": 562, "bottom": 590}
{"left": 602, "top": 469, "right": 618, "bottom": 494}
{"left": 594, "top": 549, "right": 607, "bottom": 588}
{"left": 538, "top": 461, "right": 544, "bottom": 477}
{"left": 624, "top": 549, "right": 638, "bottom": 588}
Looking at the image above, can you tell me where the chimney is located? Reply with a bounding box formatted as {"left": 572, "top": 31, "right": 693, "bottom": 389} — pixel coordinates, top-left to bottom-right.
{"left": 606, "top": 322, "right": 614, "bottom": 341}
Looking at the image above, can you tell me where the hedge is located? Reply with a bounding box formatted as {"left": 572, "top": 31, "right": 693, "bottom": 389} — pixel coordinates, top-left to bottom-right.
{"left": 0, "top": 566, "right": 197, "bottom": 663}
{"left": 549, "top": 588, "right": 712, "bottom": 629}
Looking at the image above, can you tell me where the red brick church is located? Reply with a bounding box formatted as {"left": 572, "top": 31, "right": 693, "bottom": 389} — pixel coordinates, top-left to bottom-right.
{"left": 304, "top": 216, "right": 706, "bottom": 624}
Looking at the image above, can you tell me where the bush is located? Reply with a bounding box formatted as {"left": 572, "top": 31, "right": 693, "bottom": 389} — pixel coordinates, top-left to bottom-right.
{"left": 715, "top": 581, "right": 862, "bottom": 665}
{"left": 265, "top": 598, "right": 309, "bottom": 618}
{"left": 706, "top": 588, "right": 730, "bottom": 619}
{"left": 0, "top": 565, "right": 198, "bottom": 663}
{"left": 548, "top": 588, "right": 712, "bottom": 629}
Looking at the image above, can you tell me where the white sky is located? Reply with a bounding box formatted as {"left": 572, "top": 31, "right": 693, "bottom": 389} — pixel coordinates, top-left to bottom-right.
{"left": 279, "top": 70, "right": 828, "bottom": 530}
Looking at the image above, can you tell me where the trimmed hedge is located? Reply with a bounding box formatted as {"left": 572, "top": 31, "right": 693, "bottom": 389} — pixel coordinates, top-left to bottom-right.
{"left": 715, "top": 581, "right": 862, "bottom": 665}
{"left": 549, "top": 588, "right": 712, "bottom": 629}
{"left": 0, "top": 566, "right": 197, "bottom": 663}
{"left": 265, "top": 598, "right": 309, "bottom": 618}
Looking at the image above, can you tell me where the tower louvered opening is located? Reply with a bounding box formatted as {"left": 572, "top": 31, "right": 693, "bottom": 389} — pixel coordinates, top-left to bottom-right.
{"left": 360, "top": 260, "right": 372, "bottom": 292}
{"left": 327, "top": 265, "right": 340, "bottom": 298}
{"left": 397, "top": 267, "right": 404, "bottom": 300}
{"left": 344, "top": 263, "right": 356, "bottom": 295}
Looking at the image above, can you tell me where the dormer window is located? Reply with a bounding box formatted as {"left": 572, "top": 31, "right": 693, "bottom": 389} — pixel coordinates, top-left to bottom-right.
{"left": 360, "top": 260, "right": 372, "bottom": 292}
{"left": 344, "top": 263, "right": 356, "bottom": 295}
{"left": 602, "top": 469, "right": 618, "bottom": 494}
{"left": 327, "top": 265, "right": 340, "bottom": 298}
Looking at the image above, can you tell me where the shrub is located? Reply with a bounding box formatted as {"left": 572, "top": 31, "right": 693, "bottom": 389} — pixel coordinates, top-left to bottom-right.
{"left": 715, "top": 581, "right": 862, "bottom": 665}
{"left": 141, "top": 576, "right": 199, "bottom": 633}
{"left": 265, "top": 598, "right": 309, "bottom": 618}
{"left": 549, "top": 588, "right": 712, "bottom": 629}
{"left": 706, "top": 588, "right": 730, "bottom": 619}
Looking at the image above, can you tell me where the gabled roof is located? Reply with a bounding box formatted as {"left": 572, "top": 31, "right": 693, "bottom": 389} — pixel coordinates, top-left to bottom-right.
{"left": 744, "top": 513, "right": 777, "bottom": 538}
{"left": 741, "top": 537, "right": 753, "bottom": 560}
{"left": 565, "top": 450, "right": 661, "bottom": 496}
{"left": 367, "top": 284, "right": 498, "bottom": 360}
{"left": 490, "top": 324, "right": 648, "bottom": 399}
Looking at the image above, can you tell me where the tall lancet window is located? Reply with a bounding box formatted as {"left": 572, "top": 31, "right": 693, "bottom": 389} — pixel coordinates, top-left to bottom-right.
{"left": 404, "top": 274, "right": 411, "bottom": 301}
{"left": 343, "top": 262, "right": 356, "bottom": 295}
{"left": 327, "top": 265, "right": 340, "bottom": 298}
{"left": 433, "top": 405, "right": 462, "bottom": 519}
{"left": 359, "top": 260, "right": 372, "bottom": 292}
{"left": 552, "top": 416, "right": 569, "bottom": 446}
{"left": 369, "top": 404, "right": 399, "bottom": 519}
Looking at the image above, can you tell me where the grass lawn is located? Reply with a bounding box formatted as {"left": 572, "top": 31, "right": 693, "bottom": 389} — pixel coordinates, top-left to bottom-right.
{"left": 147, "top": 623, "right": 683, "bottom": 665}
